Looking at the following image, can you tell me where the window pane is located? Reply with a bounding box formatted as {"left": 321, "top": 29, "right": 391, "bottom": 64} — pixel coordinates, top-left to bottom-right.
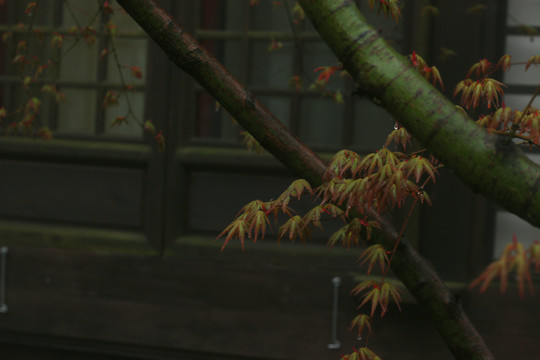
{"left": 503, "top": 93, "right": 540, "bottom": 111}
{"left": 0, "top": 0, "right": 149, "bottom": 141}
{"left": 258, "top": 95, "right": 291, "bottom": 128}
{"left": 199, "top": 0, "right": 244, "bottom": 31}
{"left": 195, "top": 92, "right": 238, "bottom": 140}
{"left": 352, "top": 99, "right": 394, "bottom": 150}
{"left": 300, "top": 98, "right": 343, "bottom": 145}
{"left": 59, "top": 38, "right": 98, "bottom": 82}
{"left": 507, "top": 0, "right": 540, "bottom": 26}
{"left": 251, "top": 2, "right": 291, "bottom": 31}
{"left": 503, "top": 35, "right": 540, "bottom": 86}
{"left": 61, "top": 1, "right": 99, "bottom": 28}
{"left": 251, "top": 41, "right": 294, "bottom": 87}
{"left": 106, "top": 39, "right": 147, "bottom": 85}
{"left": 57, "top": 89, "right": 96, "bottom": 135}
{"left": 103, "top": 91, "right": 145, "bottom": 138}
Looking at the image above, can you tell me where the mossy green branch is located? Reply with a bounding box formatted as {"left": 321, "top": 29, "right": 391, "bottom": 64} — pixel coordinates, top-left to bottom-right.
{"left": 299, "top": 0, "right": 540, "bottom": 229}
{"left": 371, "top": 208, "right": 494, "bottom": 360}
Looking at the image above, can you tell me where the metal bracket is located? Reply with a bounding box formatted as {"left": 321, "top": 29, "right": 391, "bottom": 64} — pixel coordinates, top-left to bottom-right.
{"left": 0, "top": 246, "right": 8, "bottom": 314}
{"left": 327, "top": 276, "right": 341, "bottom": 349}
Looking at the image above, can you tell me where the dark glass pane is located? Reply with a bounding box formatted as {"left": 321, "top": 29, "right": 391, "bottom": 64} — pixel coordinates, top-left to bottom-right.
{"left": 195, "top": 92, "right": 238, "bottom": 140}
{"left": 199, "top": 0, "right": 244, "bottom": 31}
{"left": 250, "top": 41, "right": 294, "bottom": 87}
{"left": 352, "top": 98, "right": 394, "bottom": 151}
{"left": 258, "top": 95, "right": 291, "bottom": 128}
{"left": 250, "top": 2, "right": 290, "bottom": 31}
{"left": 300, "top": 97, "right": 343, "bottom": 146}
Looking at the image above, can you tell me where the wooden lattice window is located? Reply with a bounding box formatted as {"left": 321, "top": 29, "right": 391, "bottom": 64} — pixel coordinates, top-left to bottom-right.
{"left": 190, "top": 0, "right": 408, "bottom": 152}
{"left": 0, "top": 1, "right": 148, "bottom": 140}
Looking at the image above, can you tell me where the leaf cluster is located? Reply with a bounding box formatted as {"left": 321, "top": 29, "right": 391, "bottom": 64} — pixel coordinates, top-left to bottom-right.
{"left": 469, "top": 235, "right": 540, "bottom": 297}
{"left": 409, "top": 51, "right": 443, "bottom": 89}
{"left": 454, "top": 55, "right": 540, "bottom": 147}
{"left": 368, "top": 0, "right": 401, "bottom": 23}
{"left": 320, "top": 148, "right": 435, "bottom": 215}
{"left": 217, "top": 180, "right": 317, "bottom": 250}
{"left": 1, "top": 2, "right": 161, "bottom": 146}
{"left": 341, "top": 346, "right": 382, "bottom": 360}
{"left": 352, "top": 280, "right": 402, "bottom": 317}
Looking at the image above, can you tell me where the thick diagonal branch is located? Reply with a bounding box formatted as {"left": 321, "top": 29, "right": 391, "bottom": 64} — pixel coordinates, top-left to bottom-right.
{"left": 118, "top": 1, "right": 493, "bottom": 359}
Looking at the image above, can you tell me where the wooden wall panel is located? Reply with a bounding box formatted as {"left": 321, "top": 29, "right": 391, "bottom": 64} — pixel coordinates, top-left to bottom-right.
{"left": 0, "top": 244, "right": 458, "bottom": 360}
{"left": 0, "top": 160, "right": 144, "bottom": 228}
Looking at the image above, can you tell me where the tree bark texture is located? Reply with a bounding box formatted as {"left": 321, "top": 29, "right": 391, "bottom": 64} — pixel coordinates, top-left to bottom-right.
{"left": 299, "top": 0, "right": 540, "bottom": 230}
{"left": 118, "top": 1, "right": 494, "bottom": 359}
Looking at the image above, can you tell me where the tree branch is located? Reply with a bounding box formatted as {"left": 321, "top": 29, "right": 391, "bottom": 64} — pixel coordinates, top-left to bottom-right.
{"left": 117, "top": 1, "right": 494, "bottom": 359}
{"left": 117, "top": 0, "right": 326, "bottom": 186}
{"left": 298, "top": 0, "right": 540, "bottom": 229}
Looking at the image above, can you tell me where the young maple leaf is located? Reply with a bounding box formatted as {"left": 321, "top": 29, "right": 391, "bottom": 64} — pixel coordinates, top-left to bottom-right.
{"left": 278, "top": 215, "right": 310, "bottom": 243}
{"left": 358, "top": 346, "right": 383, "bottom": 360}
{"left": 217, "top": 218, "right": 248, "bottom": 251}
{"left": 110, "top": 115, "right": 128, "bottom": 127}
{"left": 469, "top": 258, "right": 508, "bottom": 294}
{"left": 352, "top": 280, "right": 401, "bottom": 317}
{"left": 529, "top": 240, "right": 540, "bottom": 272}
{"left": 102, "top": 91, "right": 119, "bottom": 107}
{"left": 525, "top": 55, "right": 540, "bottom": 71}
{"left": 357, "top": 244, "right": 389, "bottom": 274}
{"left": 369, "top": 0, "right": 401, "bottom": 23}
{"left": 313, "top": 65, "right": 341, "bottom": 83}
{"left": 335, "top": 178, "right": 367, "bottom": 210}
{"left": 155, "top": 131, "right": 165, "bottom": 152}
{"left": 512, "top": 240, "right": 534, "bottom": 297}
{"left": 466, "top": 58, "right": 493, "bottom": 78}
{"left": 497, "top": 54, "right": 512, "bottom": 72}
{"left": 480, "top": 78, "right": 505, "bottom": 109}
{"left": 404, "top": 155, "right": 438, "bottom": 183}
{"left": 267, "top": 38, "right": 282, "bottom": 52}
{"left": 144, "top": 119, "right": 156, "bottom": 135}
{"left": 491, "top": 106, "right": 513, "bottom": 130}
{"left": 328, "top": 224, "right": 349, "bottom": 248}
{"left": 469, "top": 235, "right": 534, "bottom": 297}
{"left": 248, "top": 210, "right": 271, "bottom": 243}
{"left": 327, "top": 216, "right": 379, "bottom": 248}
{"left": 358, "top": 148, "right": 400, "bottom": 176}
{"left": 327, "top": 149, "right": 361, "bottom": 178}
{"left": 349, "top": 314, "right": 372, "bottom": 339}
{"left": 303, "top": 204, "right": 344, "bottom": 231}
{"left": 384, "top": 125, "right": 411, "bottom": 149}
{"left": 130, "top": 66, "right": 143, "bottom": 79}
{"left": 286, "top": 179, "right": 313, "bottom": 200}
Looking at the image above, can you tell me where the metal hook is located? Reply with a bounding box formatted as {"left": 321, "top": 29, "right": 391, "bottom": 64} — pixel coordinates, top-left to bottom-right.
{"left": 0, "top": 246, "right": 8, "bottom": 314}
{"left": 327, "top": 276, "right": 341, "bottom": 349}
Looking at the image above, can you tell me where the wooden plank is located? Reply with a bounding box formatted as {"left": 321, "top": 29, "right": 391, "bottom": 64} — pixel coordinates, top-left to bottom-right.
{"left": 0, "top": 160, "right": 144, "bottom": 228}
{"left": 0, "top": 245, "right": 457, "bottom": 359}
